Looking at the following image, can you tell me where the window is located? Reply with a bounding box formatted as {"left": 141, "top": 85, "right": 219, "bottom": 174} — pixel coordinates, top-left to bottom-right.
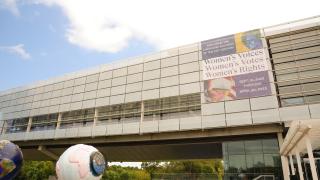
{"left": 6, "top": 118, "right": 29, "bottom": 133}
{"left": 223, "top": 138, "right": 282, "bottom": 179}
{"left": 96, "top": 93, "right": 201, "bottom": 124}
{"left": 60, "top": 109, "right": 94, "bottom": 129}
{"left": 31, "top": 114, "right": 57, "bottom": 131}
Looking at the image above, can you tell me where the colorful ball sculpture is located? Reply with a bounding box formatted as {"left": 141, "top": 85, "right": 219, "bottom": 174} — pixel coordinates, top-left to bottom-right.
{"left": 56, "top": 144, "right": 106, "bottom": 180}
{"left": 0, "top": 140, "right": 24, "bottom": 180}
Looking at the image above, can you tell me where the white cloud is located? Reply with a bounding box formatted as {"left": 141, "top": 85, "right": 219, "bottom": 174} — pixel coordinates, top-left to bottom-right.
{"left": 0, "top": 0, "right": 20, "bottom": 16}
{"left": 0, "top": 44, "right": 31, "bottom": 59}
{"left": 28, "top": 0, "right": 320, "bottom": 53}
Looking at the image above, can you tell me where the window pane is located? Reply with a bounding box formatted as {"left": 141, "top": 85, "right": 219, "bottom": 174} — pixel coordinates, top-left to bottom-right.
{"left": 264, "top": 154, "right": 281, "bottom": 168}
{"left": 228, "top": 141, "right": 245, "bottom": 155}
{"left": 228, "top": 155, "right": 247, "bottom": 173}
{"left": 281, "top": 97, "right": 304, "bottom": 106}
{"left": 263, "top": 139, "right": 279, "bottom": 153}
{"left": 222, "top": 142, "right": 228, "bottom": 156}
{"left": 246, "top": 154, "right": 264, "bottom": 173}
{"left": 245, "top": 140, "right": 263, "bottom": 154}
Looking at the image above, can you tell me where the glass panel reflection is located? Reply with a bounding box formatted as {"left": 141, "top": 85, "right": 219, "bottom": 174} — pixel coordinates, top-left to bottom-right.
{"left": 223, "top": 138, "right": 282, "bottom": 179}
{"left": 263, "top": 139, "right": 279, "bottom": 153}
{"left": 228, "top": 155, "right": 246, "bottom": 173}
{"left": 245, "top": 140, "right": 263, "bottom": 154}
{"left": 227, "top": 141, "right": 245, "bottom": 155}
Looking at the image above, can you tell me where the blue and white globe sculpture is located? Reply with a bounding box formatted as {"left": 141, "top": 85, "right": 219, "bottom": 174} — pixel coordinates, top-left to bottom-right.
{"left": 56, "top": 144, "right": 106, "bottom": 180}
{"left": 0, "top": 140, "right": 23, "bottom": 180}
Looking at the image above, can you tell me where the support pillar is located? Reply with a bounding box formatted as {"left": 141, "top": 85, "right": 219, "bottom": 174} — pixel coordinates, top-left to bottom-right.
{"left": 0, "top": 113, "right": 3, "bottom": 134}
{"left": 93, "top": 108, "right": 98, "bottom": 127}
{"left": 277, "top": 133, "right": 290, "bottom": 180}
{"left": 295, "top": 150, "right": 304, "bottom": 180}
{"left": 140, "top": 101, "right": 144, "bottom": 134}
{"left": 26, "top": 117, "right": 32, "bottom": 132}
{"left": 305, "top": 134, "right": 318, "bottom": 180}
{"left": 1, "top": 120, "right": 6, "bottom": 135}
{"left": 289, "top": 154, "right": 296, "bottom": 175}
{"left": 0, "top": 121, "right": 2, "bottom": 135}
{"left": 56, "top": 113, "right": 62, "bottom": 129}
{"left": 2, "top": 120, "right": 8, "bottom": 134}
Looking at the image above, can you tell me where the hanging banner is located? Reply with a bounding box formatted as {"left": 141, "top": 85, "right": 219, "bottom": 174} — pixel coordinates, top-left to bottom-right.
{"left": 201, "top": 29, "right": 271, "bottom": 102}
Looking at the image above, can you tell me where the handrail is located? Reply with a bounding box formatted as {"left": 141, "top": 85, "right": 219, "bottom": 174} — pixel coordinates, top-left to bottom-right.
{"left": 252, "top": 174, "right": 275, "bottom": 180}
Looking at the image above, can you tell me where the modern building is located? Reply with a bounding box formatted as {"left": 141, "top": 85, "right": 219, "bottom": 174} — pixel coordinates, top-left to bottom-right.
{"left": 0, "top": 16, "right": 320, "bottom": 179}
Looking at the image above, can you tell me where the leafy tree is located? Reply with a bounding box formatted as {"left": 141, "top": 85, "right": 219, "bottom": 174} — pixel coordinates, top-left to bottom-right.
{"left": 141, "top": 161, "right": 161, "bottom": 178}
{"left": 102, "top": 165, "right": 150, "bottom": 180}
{"left": 15, "top": 159, "right": 224, "bottom": 180}
{"left": 145, "top": 159, "right": 224, "bottom": 180}
{"left": 16, "top": 161, "right": 55, "bottom": 180}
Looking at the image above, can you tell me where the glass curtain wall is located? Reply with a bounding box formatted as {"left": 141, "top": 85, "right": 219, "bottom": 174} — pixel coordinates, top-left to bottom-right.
{"left": 5, "top": 118, "right": 29, "bottom": 133}
{"left": 60, "top": 109, "right": 94, "bottom": 128}
{"left": 97, "top": 93, "right": 201, "bottom": 124}
{"left": 31, "top": 114, "right": 57, "bottom": 131}
{"left": 223, "top": 138, "right": 282, "bottom": 180}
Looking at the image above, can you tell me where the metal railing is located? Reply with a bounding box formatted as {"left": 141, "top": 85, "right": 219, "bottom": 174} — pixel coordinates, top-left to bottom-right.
{"left": 253, "top": 175, "right": 275, "bottom": 180}
{"left": 224, "top": 173, "right": 276, "bottom": 180}
{"left": 151, "top": 173, "right": 276, "bottom": 180}
{"left": 152, "top": 173, "right": 219, "bottom": 180}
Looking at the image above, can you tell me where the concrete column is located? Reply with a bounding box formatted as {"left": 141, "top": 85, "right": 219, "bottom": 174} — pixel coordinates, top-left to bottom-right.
{"left": 26, "top": 117, "right": 32, "bottom": 132}
{"left": 305, "top": 135, "right": 318, "bottom": 180}
{"left": 277, "top": 133, "right": 290, "bottom": 180}
{"left": 108, "top": 108, "right": 112, "bottom": 122}
{"left": 295, "top": 150, "right": 304, "bottom": 180}
{"left": 92, "top": 108, "right": 99, "bottom": 127}
{"left": 140, "top": 101, "right": 144, "bottom": 134}
{"left": 93, "top": 108, "right": 99, "bottom": 127}
{"left": 140, "top": 101, "right": 144, "bottom": 123}
{"left": 2, "top": 121, "right": 7, "bottom": 134}
{"left": 1, "top": 121, "right": 5, "bottom": 134}
{"left": 289, "top": 154, "right": 296, "bottom": 175}
{"left": 0, "top": 113, "right": 3, "bottom": 134}
{"left": 56, "top": 113, "right": 62, "bottom": 129}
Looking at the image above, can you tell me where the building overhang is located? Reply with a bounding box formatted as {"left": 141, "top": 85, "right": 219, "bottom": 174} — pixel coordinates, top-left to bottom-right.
{"left": 280, "top": 119, "right": 320, "bottom": 156}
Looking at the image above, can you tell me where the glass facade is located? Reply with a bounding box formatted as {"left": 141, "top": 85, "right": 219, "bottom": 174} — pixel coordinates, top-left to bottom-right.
{"left": 5, "top": 118, "right": 28, "bottom": 133}
{"left": 96, "top": 93, "right": 201, "bottom": 125}
{"left": 60, "top": 109, "right": 94, "bottom": 128}
{"left": 31, "top": 114, "right": 57, "bottom": 131}
{"left": 223, "top": 138, "right": 282, "bottom": 179}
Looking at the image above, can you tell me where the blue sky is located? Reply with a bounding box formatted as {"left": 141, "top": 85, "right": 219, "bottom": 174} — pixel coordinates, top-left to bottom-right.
{"left": 0, "top": 0, "right": 319, "bottom": 91}
{"left": 0, "top": 2, "right": 155, "bottom": 91}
